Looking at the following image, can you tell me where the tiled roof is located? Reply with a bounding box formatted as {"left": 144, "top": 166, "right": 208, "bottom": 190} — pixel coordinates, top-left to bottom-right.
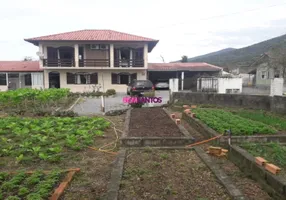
{"left": 0, "top": 61, "right": 42, "bottom": 72}
{"left": 148, "top": 63, "right": 223, "bottom": 71}
{"left": 24, "top": 29, "right": 159, "bottom": 51}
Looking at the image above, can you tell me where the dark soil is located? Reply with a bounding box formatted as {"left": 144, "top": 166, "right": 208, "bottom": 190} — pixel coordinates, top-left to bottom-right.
{"left": 119, "top": 149, "right": 231, "bottom": 200}
{"left": 129, "top": 108, "right": 184, "bottom": 137}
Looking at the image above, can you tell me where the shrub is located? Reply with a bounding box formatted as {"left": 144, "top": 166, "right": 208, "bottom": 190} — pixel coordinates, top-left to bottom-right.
{"left": 106, "top": 89, "right": 116, "bottom": 96}
{"left": 53, "top": 110, "right": 79, "bottom": 117}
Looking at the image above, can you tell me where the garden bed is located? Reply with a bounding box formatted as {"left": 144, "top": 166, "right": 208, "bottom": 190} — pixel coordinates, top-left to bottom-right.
{"left": 0, "top": 88, "right": 77, "bottom": 116}
{"left": 0, "top": 114, "right": 126, "bottom": 199}
{"left": 240, "top": 142, "right": 286, "bottom": 179}
{"left": 129, "top": 107, "right": 183, "bottom": 137}
{"left": 121, "top": 108, "right": 194, "bottom": 147}
{"left": 119, "top": 149, "right": 231, "bottom": 200}
{"left": 0, "top": 169, "right": 70, "bottom": 200}
{"left": 192, "top": 108, "right": 276, "bottom": 135}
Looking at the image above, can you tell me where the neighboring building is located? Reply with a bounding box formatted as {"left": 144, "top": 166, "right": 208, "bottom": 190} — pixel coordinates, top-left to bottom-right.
{"left": 24, "top": 29, "right": 159, "bottom": 93}
{"left": 248, "top": 53, "right": 285, "bottom": 87}
{"left": 0, "top": 61, "right": 43, "bottom": 91}
{"left": 148, "top": 62, "right": 222, "bottom": 91}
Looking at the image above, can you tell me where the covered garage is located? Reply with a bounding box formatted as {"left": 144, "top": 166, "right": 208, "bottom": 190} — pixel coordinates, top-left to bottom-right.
{"left": 148, "top": 63, "right": 223, "bottom": 91}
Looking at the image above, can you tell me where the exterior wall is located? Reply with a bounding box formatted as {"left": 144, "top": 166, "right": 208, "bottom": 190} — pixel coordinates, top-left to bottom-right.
{"left": 84, "top": 45, "right": 109, "bottom": 59}
{"left": 256, "top": 63, "right": 273, "bottom": 86}
{"left": 44, "top": 69, "right": 147, "bottom": 93}
{"left": 217, "top": 78, "right": 242, "bottom": 94}
{"left": 0, "top": 86, "right": 8, "bottom": 91}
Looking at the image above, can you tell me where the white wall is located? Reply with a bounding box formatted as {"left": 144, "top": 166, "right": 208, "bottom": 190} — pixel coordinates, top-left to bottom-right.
{"left": 218, "top": 78, "right": 242, "bottom": 94}
{"left": 270, "top": 78, "right": 284, "bottom": 96}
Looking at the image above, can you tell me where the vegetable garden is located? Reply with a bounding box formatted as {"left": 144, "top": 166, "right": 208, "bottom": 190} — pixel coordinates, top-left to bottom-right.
{"left": 0, "top": 170, "right": 64, "bottom": 200}
{"left": 0, "top": 88, "right": 75, "bottom": 116}
{"left": 193, "top": 108, "right": 277, "bottom": 135}
{"left": 0, "top": 117, "right": 110, "bottom": 163}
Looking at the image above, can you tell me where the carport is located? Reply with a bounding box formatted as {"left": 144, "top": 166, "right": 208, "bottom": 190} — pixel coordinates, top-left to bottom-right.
{"left": 148, "top": 63, "right": 223, "bottom": 91}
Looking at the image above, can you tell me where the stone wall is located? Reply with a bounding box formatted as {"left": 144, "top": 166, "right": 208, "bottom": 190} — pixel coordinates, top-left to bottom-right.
{"left": 173, "top": 92, "right": 286, "bottom": 114}
{"left": 229, "top": 145, "right": 286, "bottom": 200}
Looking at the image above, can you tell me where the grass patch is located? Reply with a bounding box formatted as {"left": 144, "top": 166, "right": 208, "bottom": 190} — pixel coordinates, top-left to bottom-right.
{"left": 0, "top": 117, "right": 110, "bottom": 163}
{"left": 193, "top": 108, "right": 276, "bottom": 135}
{"left": 241, "top": 142, "right": 286, "bottom": 167}
{"left": 0, "top": 170, "right": 66, "bottom": 200}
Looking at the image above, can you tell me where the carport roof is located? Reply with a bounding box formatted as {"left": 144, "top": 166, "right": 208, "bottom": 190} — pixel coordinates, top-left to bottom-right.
{"left": 0, "top": 61, "right": 42, "bottom": 72}
{"left": 148, "top": 63, "right": 223, "bottom": 71}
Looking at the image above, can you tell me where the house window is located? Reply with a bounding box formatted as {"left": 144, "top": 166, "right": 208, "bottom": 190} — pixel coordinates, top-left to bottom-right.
{"left": 24, "top": 74, "right": 32, "bottom": 86}
{"left": 274, "top": 70, "right": 280, "bottom": 78}
{"left": 226, "top": 89, "right": 232, "bottom": 93}
{"left": 261, "top": 71, "right": 267, "bottom": 79}
{"left": 0, "top": 73, "right": 6, "bottom": 85}
{"left": 66, "top": 72, "right": 97, "bottom": 84}
{"left": 111, "top": 73, "right": 137, "bottom": 84}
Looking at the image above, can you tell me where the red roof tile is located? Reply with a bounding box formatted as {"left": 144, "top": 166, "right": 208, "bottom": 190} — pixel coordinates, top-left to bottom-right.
{"left": 0, "top": 61, "right": 42, "bottom": 72}
{"left": 24, "top": 29, "right": 159, "bottom": 51}
{"left": 148, "top": 63, "right": 222, "bottom": 71}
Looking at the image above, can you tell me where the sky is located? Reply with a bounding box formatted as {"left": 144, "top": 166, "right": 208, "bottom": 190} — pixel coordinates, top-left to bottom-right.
{"left": 1, "top": 0, "right": 286, "bottom": 63}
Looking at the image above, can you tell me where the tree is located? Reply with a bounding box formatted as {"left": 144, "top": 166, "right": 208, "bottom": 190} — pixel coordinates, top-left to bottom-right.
{"left": 23, "top": 56, "right": 33, "bottom": 61}
{"left": 181, "top": 55, "right": 188, "bottom": 63}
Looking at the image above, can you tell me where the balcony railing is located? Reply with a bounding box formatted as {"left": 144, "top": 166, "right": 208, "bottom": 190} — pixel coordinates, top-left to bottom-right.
{"left": 79, "top": 59, "right": 110, "bottom": 67}
{"left": 43, "top": 59, "right": 74, "bottom": 67}
{"left": 114, "top": 59, "right": 144, "bottom": 68}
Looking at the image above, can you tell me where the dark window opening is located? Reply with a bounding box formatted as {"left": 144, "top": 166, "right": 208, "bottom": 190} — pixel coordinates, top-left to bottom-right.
{"left": 90, "top": 73, "right": 98, "bottom": 84}
{"left": 67, "top": 72, "right": 97, "bottom": 84}
{"left": 112, "top": 73, "right": 136, "bottom": 85}
{"left": 24, "top": 74, "right": 32, "bottom": 86}
{"left": 0, "top": 74, "right": 6, "bottom": 85}
{"left": 121, "top": 49, "right": 130, "bottom": 60}
{"left": 120, "top": 74, "right": 129, "bottom": 84}
{"left": 67, "top": 73, "right": 75, "bottom": 84}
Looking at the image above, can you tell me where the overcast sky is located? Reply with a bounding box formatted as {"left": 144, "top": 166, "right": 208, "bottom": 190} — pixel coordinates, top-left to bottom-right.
{"left": 1, "top": 0, "right": 286, "bottom": 63}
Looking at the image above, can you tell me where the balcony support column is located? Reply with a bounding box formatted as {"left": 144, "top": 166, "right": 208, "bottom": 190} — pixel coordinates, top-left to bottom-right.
{"left": 74, "top": 44, "right": 79, "bottom": 67}
{"left": 39, "top": 44, "right": 43, "bottom": 68}
{"left": 144, "top": 43, "right": 148, "bottom": 68}
{"left": 110, "top": 44, "right": 114, "bottom": 68}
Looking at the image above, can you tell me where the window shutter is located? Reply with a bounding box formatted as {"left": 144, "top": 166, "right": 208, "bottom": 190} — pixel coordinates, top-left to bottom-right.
{"left": 131, "top": 73, "right": 137, "bottom": 81}
{"left": 86, "top": 74, "right": 91, "bottom": 84}
{"left": 90, "top": 73, "right": 98, "bottom": 84}
{"left": 67, "top": 73, "right": 75, "bottom": 84}
{"left": 111, "top": 73, "right": 118, "bottom": 84}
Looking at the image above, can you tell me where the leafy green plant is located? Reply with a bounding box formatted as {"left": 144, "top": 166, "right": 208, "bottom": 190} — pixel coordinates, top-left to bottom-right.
{"left": 6, "top": 196, "right": 20, "bottom": 200}
{"left": 193, "top": 108, "right": 276, "bottom": 135}
{"left": 0, "top": 116, "right": 110, "bottom": 162}
{"left": 18, "top": 187, "right": 29, "bottom": 196}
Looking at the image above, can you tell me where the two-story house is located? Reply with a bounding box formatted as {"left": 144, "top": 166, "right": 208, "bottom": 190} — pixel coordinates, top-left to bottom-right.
{"left": 24, "top": 30, "right": 159, "bottom": 93}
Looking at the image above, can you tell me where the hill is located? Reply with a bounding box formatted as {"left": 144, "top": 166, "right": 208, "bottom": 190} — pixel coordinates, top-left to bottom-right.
{"left": 184, "top": 33, "right": 286, "bottom": 73}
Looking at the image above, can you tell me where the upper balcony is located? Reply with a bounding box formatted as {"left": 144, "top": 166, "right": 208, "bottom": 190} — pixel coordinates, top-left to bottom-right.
{"left": 40, "top": 43, "right": 147, "bottom": 68}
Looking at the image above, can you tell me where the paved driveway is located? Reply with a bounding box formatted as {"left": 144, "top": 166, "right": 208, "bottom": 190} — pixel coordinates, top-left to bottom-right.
{"left": 73, "top": 90, "right": 170, "bottom": 115}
